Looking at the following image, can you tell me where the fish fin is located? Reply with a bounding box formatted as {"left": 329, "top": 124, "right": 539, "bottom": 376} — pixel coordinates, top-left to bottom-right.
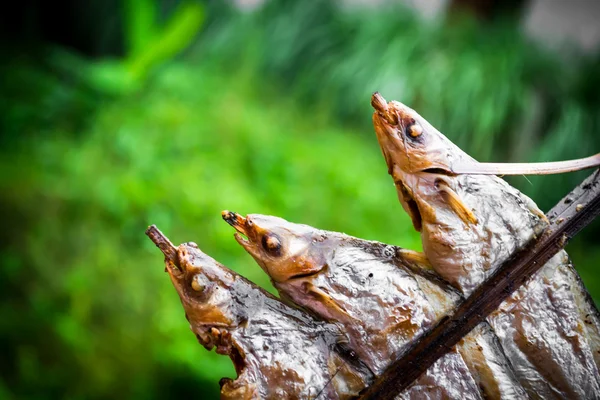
{"left": 438, "top": 184, "right": 478, "bottom": 225}
{"left": 303, "top": 282, "right": 351, "bottom": 319}
{"left": 398, "top": 249, "right": 432, "bottom": 269}
{"left": 520, "top": 194, "right": 548, "bottom": 226}
{"left": 450, "top": 153, "right": 600, "bottom": 176}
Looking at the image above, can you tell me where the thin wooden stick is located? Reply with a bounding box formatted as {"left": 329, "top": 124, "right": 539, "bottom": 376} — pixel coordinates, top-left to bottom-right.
{"left": 450, "top": 153, "right": 600, "bottom": 175}
{"left": 359, "top": 169, "right": 600, "bottom": 400}
{"left": 145, "top": 224, "right": 178, "bottom": 262}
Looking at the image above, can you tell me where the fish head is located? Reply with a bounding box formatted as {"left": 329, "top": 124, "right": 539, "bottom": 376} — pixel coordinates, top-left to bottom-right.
{"left": 372, "top": 94, "right": 547, "bottom": 293}
{"left": 371, "top": 92, "right": 468, "bottom": 176}
{"left": 166, "top": 242, "right": 246, "bottom": 331}
{"left": 223, "top": 212, "right": 357, "bottom": 323}
{"left": 222, "top": 211, "right": 327, "bottom": 284}
{"left": 372, "top": 93, "right": 477, "bottom": 231}
{"left": 152, "top": 227, "right": 368, "bottom": 398}
{"left": 164, "top": 242, "right": 261, "bottom": 397}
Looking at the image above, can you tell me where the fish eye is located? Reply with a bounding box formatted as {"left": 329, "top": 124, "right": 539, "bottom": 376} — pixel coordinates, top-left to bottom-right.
{"left": 191, "top": 276, "right": 204, "bottom": 292}
{"left": 404, "top": 118, "right": 423, "bottom": 139}
{"left": 261, "top": 233, "right": 282, "bottom": 257}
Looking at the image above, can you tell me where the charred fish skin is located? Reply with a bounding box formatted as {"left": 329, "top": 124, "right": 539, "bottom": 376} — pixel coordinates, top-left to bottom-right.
{"left": 224, "top": 212, "right": 527, "bottom": 399}
{"left": 162, "top": 239, "right": 373, "bottom": 399}
{"left": 371, "top": 94, "right": 600, "bottom": 399}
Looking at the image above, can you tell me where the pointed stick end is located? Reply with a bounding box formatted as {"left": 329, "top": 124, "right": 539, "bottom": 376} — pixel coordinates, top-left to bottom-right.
{"left": 145, "top": 225, "right": 178, "bottom": 262}
{"left": 371, "top": 92, "right": 386, "bottom": 111}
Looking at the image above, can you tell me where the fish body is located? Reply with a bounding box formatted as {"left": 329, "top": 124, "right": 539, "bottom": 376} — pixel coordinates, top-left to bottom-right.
{"left": 154, "top": 231, "right": 372, "bottom": 399}
{"left": 372, "top": 94, "right": 600, "bottom": 399}
{"left": 224, "top": 212, "right": 527, "bottom": 399}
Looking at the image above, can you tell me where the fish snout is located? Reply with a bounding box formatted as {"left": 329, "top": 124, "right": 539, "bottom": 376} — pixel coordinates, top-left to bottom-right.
{"left": 371, "top": 92, "right": 399, "bottom": 125}
{"left": 222, "top": 210, "right": 250, "bottom": 235}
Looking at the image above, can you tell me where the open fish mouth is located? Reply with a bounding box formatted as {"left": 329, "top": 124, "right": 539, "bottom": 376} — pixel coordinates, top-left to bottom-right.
{"left": 370, "top": 112, "right": 424, "bottom": 230}
{"left": 222, "top": 210, "right": 247, "bottom": 234}
{"left": 396, "top": 180, "right": 423, "bottom": 232}
{"left": 197, "top": 326, "right": 250, "bottom": 393}
{"left": 222, "top": 210, "right": 252, "bottom": 247}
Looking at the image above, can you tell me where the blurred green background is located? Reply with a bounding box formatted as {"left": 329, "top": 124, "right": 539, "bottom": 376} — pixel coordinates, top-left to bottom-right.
{"left": 1, "top": 0, "right": 600, "bottom": 398}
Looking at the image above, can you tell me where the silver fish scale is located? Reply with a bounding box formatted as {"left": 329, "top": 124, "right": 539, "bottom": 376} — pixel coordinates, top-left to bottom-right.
{"left": 274, "top": 234, "right": 528, "bottom": 399}
{"left": 488, "top": 251, "right": 600, "bottom": 398}
{"left": 440, "top": 174, "right": 600, "bottom": 399}
{"left": 397, "top": 351, "right": 483, "bottom": 400}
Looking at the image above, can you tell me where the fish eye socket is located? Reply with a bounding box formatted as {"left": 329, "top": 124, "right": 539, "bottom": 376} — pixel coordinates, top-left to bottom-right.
{"left": 261, "top": 233, "right": 282, "bottom": 257}
{"left": 191, "top": 276, "right": 204, "bottom": 292}
{"left": 404, "top": 118, "right": 423, "bottom": 139}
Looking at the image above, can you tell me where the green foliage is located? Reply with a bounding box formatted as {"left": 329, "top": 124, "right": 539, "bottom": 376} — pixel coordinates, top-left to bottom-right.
{"left": 83, "top": 0, "right": 205, "bottom": 95}
{"left": 126, "top": 1, "right": 204, "bottom": 82}
{"left": 0, "top": 61, "right": 419, "bottom": 398}
{"left": 125, "top": 0, "right": 160, "bottom": 55}
{"left": 1, "top": 1, "right": 600, "bottom": 398}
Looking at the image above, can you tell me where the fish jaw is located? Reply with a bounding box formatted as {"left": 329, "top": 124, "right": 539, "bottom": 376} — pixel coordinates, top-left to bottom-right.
{"left": 372, "top": 113, "right": 426, "bottom": 230}
{"left": 222, "top": 210, "right": 270, "bottom": 273}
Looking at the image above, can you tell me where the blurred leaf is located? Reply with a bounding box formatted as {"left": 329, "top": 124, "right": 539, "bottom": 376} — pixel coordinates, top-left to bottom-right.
{"left": 124, "top": 0, "right": 159, "bottom": 55}
{"left": 126, "top": 2, "right": 205, "bottom": 81}
{"left": 87, "top": 59, "right": 140, "bottom": 94}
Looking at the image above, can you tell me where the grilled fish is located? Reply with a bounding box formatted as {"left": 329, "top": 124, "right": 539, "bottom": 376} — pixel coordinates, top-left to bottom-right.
{"left": 371, "top": 93, "right": 600, "bottom": 399}
{"left": 146, "top": 226, "right": 372, "bottom": 399}
{"left": 223, "top": 212, "right": 528, "bottom": 399}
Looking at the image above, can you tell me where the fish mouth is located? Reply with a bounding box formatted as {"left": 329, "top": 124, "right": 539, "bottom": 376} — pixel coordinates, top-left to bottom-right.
{"left": 222, "top": 211, "right": 277, "bottom": 279}
{"left": 369, "top": 96, "right": 424, "bottom": 231}
{"left": 396, "top": 180, "right": 423, "bottom": 232}
{"left": 371, "top": 113, "right": 423, "bottom": 230}
{"left": 223, "top": 340, "right": 247, "bottom": 380}
{"left": 222, "top": 210, "right": 248, "bottom": 234}
{"left": 195, "top": 325, "right": 253, "bottom": 396}
{"left": 222, "top": 210, "right": 253, "bottom": 249}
